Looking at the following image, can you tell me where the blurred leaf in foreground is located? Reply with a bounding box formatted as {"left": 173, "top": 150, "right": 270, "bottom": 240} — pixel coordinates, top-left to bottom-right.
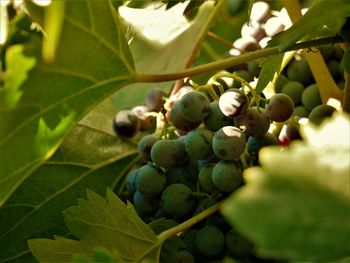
{"left": 28, "top": 189, "right": 160, "bottom": 263}
{"left": 221, "top": 113, "right": 350, "bottom": 261}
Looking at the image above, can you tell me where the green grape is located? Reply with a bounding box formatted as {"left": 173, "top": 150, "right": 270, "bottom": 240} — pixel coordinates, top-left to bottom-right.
{"left": 219, "top": 89, "right": 249, "bottom": 118}
{"left": 247, "top": 132, "right": 278, "bottom": 155}
{"left": 112, "top": 110, "right": 140, "bottom": 137}
{"left": 227, "top": 0, "right": 246, "bottom": 16}
{"left": 184, "top": 128, "right": 214, "bottom": 160}
{"left": 148, "top": 218, "right": 178, "bottom": 234}
{"left": 293, "top": 105, "right": 310, "bottom": 118}
{"left": 327, "top": 59, "right": 340, "bottom": 79}
{"left": 160, "top": 236, "right": 188, "bottom": 263}
{"left": 281, "top": 81, "right": 304, "bottom": 105}
{"left": 226, "top": 228, "right": 254, "bottom": 258}
{"left": 212, "top": 161, "right": 242, "bottom": 192}
{"left": 234, "top": 107, "right": 270, "bottom": 137}
{"left": 308, "top": 104, "right": 336, "bottom": 125}
{"left": 172, "top": 250, "right": 195, "bottom": 263}
{"left": 151, "top": 139, "right": 187, "bottom": 168}
{"left": 133, "top": 191, "right": 158, "bottom": 216}
{"left": 160, "top": 184, "right": 194, "bottom": 217}
{"left": 182, "top": 229, "right": 199, "bottom": 255}
{"left": 198, "top": 164, "right": 217, "bottom": 194}
{"left": 287, "top": 59, "right": 313, "bottom": 85}
{"left": 144, "top": 88, "right": 167, "bottom": 112}
{"left": 274, "top": 74, "right": 289, "bottom": 93}
{"left": 195, "top": 226, "right": 225, "bottom": 257}
{"left": 204, "top": 101, "right": 233, "bottom": 131}
{"left": 138, "top": 134, "right": 159, "bottom": 162}
{"left": 179, "top": 91, "right": 211, "bottom": 122}
{"left": 301, "top": 84, "right": 322, "bottom": 111}
{"left": 265, "top": 93, "right": 294, "bottom": 122}
{"left": 126, "top": 168, "right": 139, "bottom": 195}
{"left": 135, "top": 164, "right": 166, "bottom": 196}
{"left": 212, "top": 126, "right": 246, "bottom": 161}
{"left": 170, "top": 101, "right": 201, "bottom": 132}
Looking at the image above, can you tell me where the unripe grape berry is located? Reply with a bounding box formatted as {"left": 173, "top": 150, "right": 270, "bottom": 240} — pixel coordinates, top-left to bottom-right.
{"left": 212, "top": 126, "right": 246, "bottom": 161}
{"left": 204, "top": 101, "right": 233, "bottom": 131}
{"left": 225, "top": 228, "right": 254, "bottom": 258}
{"left": 195, "top": 226, "right": 225, "bottom": 256}
{"left": 247, "top": 132, "right": 278, "bottom": 155}
{"left": 184, "top": 128, "right": 214, "bottom": 160}
{"left": 301, "top": 84, "right": 322, "bottom": 111}
{"left": 160, "top": 184, "right": 194, "bottom": 217}
{"left": 112, "top": 110, "right": 140, "bottom": 137}
{"left": 265, "top": 93, "right": 294, "bottom": 122}
{"left": 144, "top": 88, "right": 167, "bottom": 112}
{"left": 179, "top": 91, "right": 211, "bottom": 122}
{"left": 170, "top": 101, "right": 201, "bottom": 132}
{"left": 308, "top": 104, "right": 336, "bottom": 125}
{"left": 235, "top": 107, "right": 270, "bottom": 137}
{"left": 126, "top": 169, "right": 139, "bottom": 195}
{"left": 212, "top": 160, "right": 242, "bottom": 192}
{"left": 133, "top": 191, "right": 158, "bottom": 215}
{"left": 281, "top": 81, "right": 304, "bottom": 105}
{"left": 138, "top": 134, "right": 159, "bottom": 162}
{"left": 151, "top": 139, "right": 187, "bottom": 168}
{"left": 287, "top": 59, "right": 313, "bottom": 85}
{"left": 198, "top": 164, "right": 217, "bottom": 194}
{"left": 219, "top": 89, "right": 249, "bottom": 118}
{"left": 135, "top": 164, "right": 166, "bottom": 196}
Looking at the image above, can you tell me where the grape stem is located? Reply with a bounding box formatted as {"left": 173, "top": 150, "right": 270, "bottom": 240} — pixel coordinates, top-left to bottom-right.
{"left": 135, "top": 36, "right": 344, "bottom": 83}
{"left": 157, "top": 201, "right": 222, "bottom": 243}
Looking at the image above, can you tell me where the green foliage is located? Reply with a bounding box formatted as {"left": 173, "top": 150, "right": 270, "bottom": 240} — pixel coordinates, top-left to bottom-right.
{"left": 221, "top": 114, "right": 350, "bottom": 261}
{"left": 0, "top": 0, "right": 135, "bottom": 206}
{"left": 0, "top": 99, "right": 138, "bottom": 262}
{"left": 28, "top": 189, "right": 160, "bottom": 262}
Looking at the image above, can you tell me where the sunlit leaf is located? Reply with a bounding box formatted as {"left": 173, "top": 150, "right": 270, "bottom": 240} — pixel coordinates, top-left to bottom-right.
{"left": 28, "top": 189, "right": 160, "bottom": 263}
{"left": 0, "top": 0, "right": 135, "bottom": 206}
{"left": 0, "top": 100, "right": 138, "bottom": 262}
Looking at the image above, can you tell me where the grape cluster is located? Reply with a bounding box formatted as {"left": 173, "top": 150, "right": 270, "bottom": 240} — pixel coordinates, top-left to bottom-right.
{"left": 110, "top": 2, "right": 344, "bottom": 262}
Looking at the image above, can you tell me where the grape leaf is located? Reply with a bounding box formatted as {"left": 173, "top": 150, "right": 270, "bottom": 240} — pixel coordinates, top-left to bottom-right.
{"left": 0, "top": 100, "right": 139, "bottom": 262}
{"left": 28, "top": 189, "right": 160, "bottom": 263}
{"left": 221, "top": 114, "right": 350, "bottom": 261}
{"left": 111, "top": 1, "right": 217, "bottom": 110}
{"left": 0, "top": 0, "right": 136, "bottom": 206}
{"left": 268, "top": 0, "right": 350, "bottom": 50}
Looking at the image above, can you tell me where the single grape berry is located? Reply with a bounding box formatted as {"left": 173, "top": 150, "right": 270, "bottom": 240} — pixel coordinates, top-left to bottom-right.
{"left": 198, "top": 164, "right": 217, "bottom": 194}
{"left": 212, "top": 126, "right": 246, "bottom": 161}
{"left": 138, "top": 134, "right": 159, "bottom": 162}
{"left": 112, "top": 110, "right": 140, "bottom": 137}
{"left": 265, "top": 93, "right": 294, "bottom": 122}
{"left": 195, "top": 226, "right": 225, "bottom": 257}
{"left": 144, "top": 88, "right": 167, "bottom": 112}
{"left": 234, "top": 107, "right": 270, "bottom": 137}
{"left": 165, "top": 166, "right": 189, "bottom": 186}
{"left": 204, "top": 101, "right": 233, "bottom": 131}
{"left": 301, "top": 84, "right": 322, "bottom": 111}
{"left": 308, "top": 104, "right": 336, "bottom": 125}
{"left": 281, "top": 81, "right": 304, "bottom": 105}
{"left": 135, "top": 164, "right": 166, "bottom": 196}
{"left": 184, "top": 128, "right": 214, "bottom": 160}
{"left": 219, "top": 89, "right": 249, "bottom": 118}
{"left": 293, "top": 105, "right": 310, "bottom": 118}
{"left": 170, "top": 101, "right": 201, "bottom": 132}
{"left": 126, "top": 168, "right": 139, "bottom": 195}
{"left": 160, "top": 184, "right": 194, "bottom": 217}
{"left": 287, "top": 59, "right": 313, "bottom": 85}
{"left": 151, "top": 139, "right": 187, "bottom": 168}
{"left": 133, "top": 191, "right": 158, "bottom": 216}
{"left": 179, "top": 91, "right": 211, "bottom": 122}
{"left": 212, "top": 160, "right": 242, "bottom": 192}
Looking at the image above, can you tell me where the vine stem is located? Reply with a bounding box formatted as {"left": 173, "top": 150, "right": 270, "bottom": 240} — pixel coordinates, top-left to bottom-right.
{"left": 135, "top": 36, "right": 344, "bottom": 83}
{"left": 157, "top": 201, "right": 222, "bottom": 243}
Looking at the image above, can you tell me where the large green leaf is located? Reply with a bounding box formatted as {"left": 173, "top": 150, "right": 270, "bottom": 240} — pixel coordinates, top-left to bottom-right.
{"left": 269, "top": 0, "right": 350, "bottom": 50}
{"left": 0, "top": 100, "right": 138, "bottom": 262}
{"left": 0, "top": 0, "right": 135, "bottom": 206}
{"left": 28, "top": 189, "right": 160, "bottom": 263}
{"left": 111, "top": 1, "right": 219, "bottom": 110}
{"left": 221, "top": 114, "right": 350, "bottom": 261}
